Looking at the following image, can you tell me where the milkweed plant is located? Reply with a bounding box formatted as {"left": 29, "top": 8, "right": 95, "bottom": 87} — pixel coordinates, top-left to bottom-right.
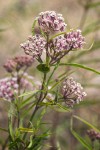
{"left": 0, "top": 11, "right": 100, "bottom": 150}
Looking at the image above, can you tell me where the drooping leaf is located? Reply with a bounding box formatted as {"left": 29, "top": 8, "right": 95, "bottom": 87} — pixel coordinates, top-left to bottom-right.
{"left": 70, "top": 117, "right": 92, "bottom": 150}
{"left": 59, "top": 63, "right": 100, "bottom": 75}
{"left": 73, "top": 115, "right": 100, "bottom": 132}
{"left": 71, "top": 129, "right": 92, "bottom": 150}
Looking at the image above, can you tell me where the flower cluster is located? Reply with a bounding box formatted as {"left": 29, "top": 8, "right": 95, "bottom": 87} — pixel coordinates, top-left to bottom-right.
{"left": 49, "top": 35, "right": 68, "bottom": 64}
{"left": 0, "top": 77, "right": 19, "bottom": 101}
{"left": 49, "top": 35, "right": 67, "bottom": 53}
{"left": 20, "top": 35, "right": 46, "bottom": 61}
{"left": 49, "top": 29, "right": 85, "bottom": 64}
{"left": 61, "top": 77, "right": 87, "bottom": 107}
{"left": 3, "top": 59, "right": 16, "bottom": 73}
{"left": 87, "top": 129, "right": 100, "bottom": 141}
{"left": 14, "top": 55, "right": 34, "bottom": 69}
{"left": 0, "top": 75, "right": 34, "bottom": 101}
{"left": 64, "top": 29, "right": 85, "bottom": 49}
{"left": 4, "top": 55, "right": 34, "bottom": 73}
{"left": 37, "top": 11, "right": 67, "bottom": 33}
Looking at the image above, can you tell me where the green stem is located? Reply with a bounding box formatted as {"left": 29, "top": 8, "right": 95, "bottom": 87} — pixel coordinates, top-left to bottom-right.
{"left": 23, "top": 73, "right": 47, "bottom": 140}
{"left": 47, "top": 62, "right": 59, "bottom": 85}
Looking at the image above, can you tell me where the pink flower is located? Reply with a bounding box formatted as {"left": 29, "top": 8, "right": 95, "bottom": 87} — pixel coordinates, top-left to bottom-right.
{"left": 64, "top": 29, "right": 85, "bottom": 49}
{"left": 87, "top": 129, "right": 100, "bottom": 141}
{"left": 4, "top": 55, "right": 34, "bottom": 72}
{"left": 0, "top": 77, "right": 19, "bottom": 101}
{"left": 61, "top": 77, "right": 87, "bottom": 107}
{"left": 0, "top": 75, "right": 35, "bottom": 101}
{"left": 20, "top": 34, "right": 46, "bottom": 61}
{"left": 37, "top": 11, "right": 67, "bottom": 33}
{"left": 49, "top": 29, "right": 85, "bottom": 64}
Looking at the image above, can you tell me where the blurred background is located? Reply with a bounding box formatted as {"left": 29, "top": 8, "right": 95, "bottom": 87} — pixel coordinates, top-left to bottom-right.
{"left": 0, "top": 0, "right": 100, "bottom": 149}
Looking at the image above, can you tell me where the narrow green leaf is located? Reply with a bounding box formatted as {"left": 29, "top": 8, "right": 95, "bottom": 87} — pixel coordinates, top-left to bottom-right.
{"left": 28, "top": 135, "right": 33, "bottom": 148}
{"left": 51, "top": 103, "right": 71, "bottom": 112}
{"left": 21, "top": 103, "right": 36, "bottom": 118}
{"left": 49, "top": 32, "right": 66, "bottom": 41}
{"left": 71, "top": 129, "right": 92, "bottom": 150}
{"left": 47, "top": 62, "right": 59, "bottom": 85}
{"left": 56, "top": 103, "right": 71, "bottom": 112}
{"left": 19, "top": 90, "right": 39, "bottom": 97}
{"left": 20, "top": 91, "right": 40, "bottom": 108}
{"left": 32, "top": 19, "right": 37, "bottom": 35}
{"left": 49, "top": 76, "right": 67, "bottom": 91}
{"left": 58, "top": 70, "right": 75, "bottom": 79}
{"left": 70, "top": 117, "right": 92, "bottom": 150}
{"left": 73, "top": 115, "right": 100, "bottom": 132}
{"left": 36, "top": 108, "right": 46, "bottom": 128}
{"left": 59, "top": 63, "right": 100, "bottom": 75}
{"left": 19, "top": 127, "right": 34, "bottom": 133}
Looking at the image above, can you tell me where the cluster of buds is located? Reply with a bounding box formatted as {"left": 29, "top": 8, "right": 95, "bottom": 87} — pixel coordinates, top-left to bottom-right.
{"left": 3, "top": 59, "right": 16, "bottom": 73}
{"left": 87, "top": 129, "right": 100, "bottom": 141}
{"left": 61, "top": 77, "right": 87, "bottom": 107}
{"left": 0, "top": 74, "right": 34, "bottom": 101}
{"left": 4, "top": 55, "right": 34, "bottom": 73}
{"left": 49, "top": 29, "right": 85, "bottom": 64}
{"left": 20, "top": 35, "right": 46, "bottom": 62}
{"left": 37, "top": 11, "right": 67, "bottom": 33}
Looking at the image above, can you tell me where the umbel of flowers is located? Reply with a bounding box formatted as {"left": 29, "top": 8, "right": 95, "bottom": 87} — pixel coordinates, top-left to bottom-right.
{"left": 21, "top": 11, "right": 85, "bottom": 65}
{"left": 61, "top": 77, "right": 87, "bottom": 107}
{"left": 0, "top": 76, "right": 34, "bottom": 101}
